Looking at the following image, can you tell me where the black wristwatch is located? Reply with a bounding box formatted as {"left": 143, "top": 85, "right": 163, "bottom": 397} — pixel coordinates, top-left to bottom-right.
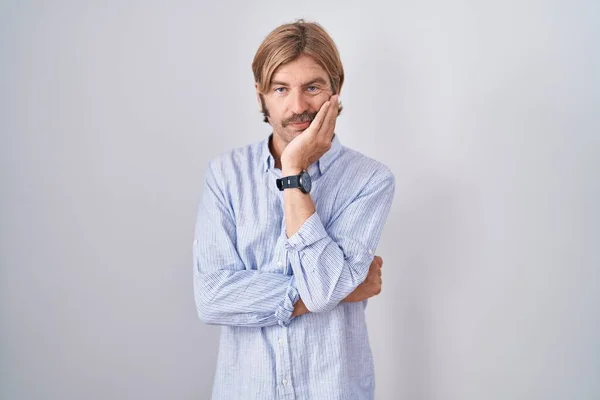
{"left": 276, "top": 170, "right": 312, "bottom": 194}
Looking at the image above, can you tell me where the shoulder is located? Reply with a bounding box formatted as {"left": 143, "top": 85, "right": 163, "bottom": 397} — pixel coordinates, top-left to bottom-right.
{"left": 336, "top": 146, "right": 395, "bottom": 188}
{"left": 205, "top": 138, "right": 264, "bottom": 182}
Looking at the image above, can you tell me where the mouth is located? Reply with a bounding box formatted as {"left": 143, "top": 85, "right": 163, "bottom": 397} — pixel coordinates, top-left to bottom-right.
{"left": 287, "top": 121, "right": 311, "bottom": 130}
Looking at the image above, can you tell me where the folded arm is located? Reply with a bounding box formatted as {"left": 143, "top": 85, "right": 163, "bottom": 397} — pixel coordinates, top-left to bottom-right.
{"left": 283, "top": 165, "right": 395, "bottom": 313}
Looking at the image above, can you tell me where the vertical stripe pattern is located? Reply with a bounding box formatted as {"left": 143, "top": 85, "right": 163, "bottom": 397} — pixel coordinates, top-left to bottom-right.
{"left": 193, "top": 133, "right": 395, "bottom": 399}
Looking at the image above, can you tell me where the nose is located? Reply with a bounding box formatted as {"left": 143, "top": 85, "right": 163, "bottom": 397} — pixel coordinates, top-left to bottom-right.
{"left": 287, "top": 90, "right": 309, "bottom": 115}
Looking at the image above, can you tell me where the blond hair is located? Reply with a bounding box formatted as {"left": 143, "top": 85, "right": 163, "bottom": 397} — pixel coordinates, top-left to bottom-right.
{"left": 252, "top": 20, "right": 344, "bottom": 121}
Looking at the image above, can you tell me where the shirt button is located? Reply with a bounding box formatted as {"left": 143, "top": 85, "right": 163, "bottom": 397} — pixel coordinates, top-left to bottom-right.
{"left": 282, "top": 379, "right": 288, "bottom": 385}
{"left": 368, "top": 249, "right": 374, "bottom": 255}
{"left": 278, "top": 338, "right": 284, "bottom": 344}
{"left": 277, "top": 260, "right": 283, "bottom": 267}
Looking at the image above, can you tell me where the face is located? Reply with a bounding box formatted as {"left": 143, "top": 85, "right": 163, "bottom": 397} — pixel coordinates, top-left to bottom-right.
{"left": 257, "top": 54, "right": 335, "bottom": 144}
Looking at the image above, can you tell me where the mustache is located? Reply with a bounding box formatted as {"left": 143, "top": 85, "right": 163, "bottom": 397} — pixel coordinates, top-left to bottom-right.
{"left": 282, "top": 111, "right": 318, "bottom": 127}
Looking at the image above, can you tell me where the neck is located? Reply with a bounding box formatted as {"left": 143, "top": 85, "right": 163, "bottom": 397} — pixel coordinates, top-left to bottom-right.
{"left": 268, "top": 133, "right": 286, "bottom": 170}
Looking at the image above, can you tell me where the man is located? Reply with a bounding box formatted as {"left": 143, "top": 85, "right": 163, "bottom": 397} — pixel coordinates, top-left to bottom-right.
{"left": 193, "top": 20, "right": 395, "bottom": 400}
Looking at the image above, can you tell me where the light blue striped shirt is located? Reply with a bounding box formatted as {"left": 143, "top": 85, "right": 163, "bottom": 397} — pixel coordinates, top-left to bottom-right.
{"left": 193, "top": 133, "right": 395, "bottom": 399}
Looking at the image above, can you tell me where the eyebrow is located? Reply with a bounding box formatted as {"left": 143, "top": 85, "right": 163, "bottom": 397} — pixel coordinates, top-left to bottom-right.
{"left": 270, "top": 77, "right": 328, "bottom": 88}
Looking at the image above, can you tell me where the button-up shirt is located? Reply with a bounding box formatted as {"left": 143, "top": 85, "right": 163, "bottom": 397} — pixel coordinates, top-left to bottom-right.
{"left": 193, "top": 133, "right": 395, "bottom": 399}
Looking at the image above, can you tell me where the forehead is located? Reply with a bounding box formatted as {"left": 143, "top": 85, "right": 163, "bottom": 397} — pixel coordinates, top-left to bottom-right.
{"left": 271, "top": 54, "right": 329, "bottom": 85}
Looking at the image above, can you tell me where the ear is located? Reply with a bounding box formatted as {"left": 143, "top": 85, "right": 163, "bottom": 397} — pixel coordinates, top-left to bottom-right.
{"left": 255, "top": 83, "right": 263, "bottom": 112}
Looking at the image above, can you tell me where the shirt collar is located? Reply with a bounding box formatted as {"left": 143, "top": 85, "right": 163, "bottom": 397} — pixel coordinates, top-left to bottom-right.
{"left": 262, "top": 133, "right": 342, "bottom": 174}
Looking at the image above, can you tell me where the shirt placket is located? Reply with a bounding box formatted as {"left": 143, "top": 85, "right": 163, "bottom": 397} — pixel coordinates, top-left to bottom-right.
{"left": 275, "top": 327, "right": 296, "bottom": 399}
{"left": 280, "top": 214, "right": 289, "bottom": 275}
{"left": 276, "top": 190, "right": 295, "bottom": 399}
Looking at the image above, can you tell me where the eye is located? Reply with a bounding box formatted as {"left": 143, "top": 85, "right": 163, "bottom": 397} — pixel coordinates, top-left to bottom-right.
{"left": 306, "top": 86, "right": 318, "bottom": 92}
{"left": 274, "top": 87, "right": 287, "bottom": 94}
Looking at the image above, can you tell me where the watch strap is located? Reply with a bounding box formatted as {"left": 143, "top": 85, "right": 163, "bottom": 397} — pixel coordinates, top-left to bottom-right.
{"left": 276, "top": 173, "right": 302, "bottom": 191}
{"left": 282, "top": 175, "right": 300, "bottom": 189}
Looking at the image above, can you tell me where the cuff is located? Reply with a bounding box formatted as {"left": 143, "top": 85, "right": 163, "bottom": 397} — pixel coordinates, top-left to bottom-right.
{"left": 274, "top": 277, "right": 300, "bottom": 327}
{"left": 284, "top": 211, "right": 329, "bottom": 252}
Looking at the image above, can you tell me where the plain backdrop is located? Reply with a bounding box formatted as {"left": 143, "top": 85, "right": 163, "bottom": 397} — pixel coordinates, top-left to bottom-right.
{"left": 1, "top": 1, "right": 599, "bottom": 399}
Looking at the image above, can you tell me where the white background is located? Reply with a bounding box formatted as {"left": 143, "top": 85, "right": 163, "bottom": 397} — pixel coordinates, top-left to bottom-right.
{"left": 1, "top": 1, "right": 599, "bottom": 399}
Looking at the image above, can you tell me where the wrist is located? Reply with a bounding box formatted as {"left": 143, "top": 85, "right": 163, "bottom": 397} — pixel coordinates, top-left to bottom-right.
{"left": 282, "top": 166, "right": 303, "bottom": 176}
{"left": 292, "top": 298, "right": 308, "bottom": 317}
{"left": 281, "top": 156, "right": 306, "bottom": 174}
{"left": 343, "top": 293, "right": 359, "bottom": 302}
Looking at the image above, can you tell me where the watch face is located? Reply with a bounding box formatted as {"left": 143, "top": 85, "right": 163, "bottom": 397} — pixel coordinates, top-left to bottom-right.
{"left": 300, "top": 170, "right": 312, "bottom": 193}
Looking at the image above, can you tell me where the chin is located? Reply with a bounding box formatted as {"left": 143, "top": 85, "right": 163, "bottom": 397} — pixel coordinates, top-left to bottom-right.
{"left": 286, "top": 130, "right": 305, "bottom": 141}
{"left": 274, "top": 129, "right": 299, "bottom": 143}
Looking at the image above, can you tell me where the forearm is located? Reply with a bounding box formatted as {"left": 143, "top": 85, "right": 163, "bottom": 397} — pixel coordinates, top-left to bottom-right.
{"left": 193, "top": 268, "right": 300, "bottom": 328}
{"left": 290, "top": 278, "right": 369, "bottom": 319}
{"left": 283, "top": 166, "right": 315, "bottom": 237}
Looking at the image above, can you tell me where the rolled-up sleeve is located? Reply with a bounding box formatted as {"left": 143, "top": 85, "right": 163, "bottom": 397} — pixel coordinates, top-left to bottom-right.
{"left": 284, "top": 212, "right": 329, "bottom": 252}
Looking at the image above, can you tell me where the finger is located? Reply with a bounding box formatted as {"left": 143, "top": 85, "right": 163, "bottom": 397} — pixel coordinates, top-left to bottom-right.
{"left": 373, "top": 256, "right": 383, "bottom": 268}
{"left": 324, "top": 95, "right": 339, "bottom": 136}
{"left": 370, "top": 261, "right": 380, "bottom": 272}
{"left": 317, "top": 94, "right": 338, "bottom": 139}
{"left": 308, "top": 100, "right": 331, "bottom": 134}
